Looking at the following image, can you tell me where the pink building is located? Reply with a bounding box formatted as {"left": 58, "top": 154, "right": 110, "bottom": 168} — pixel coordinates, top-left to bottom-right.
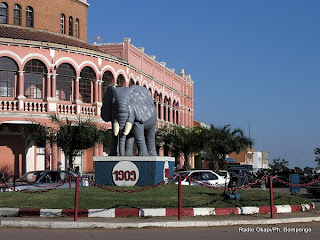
{"left": 0, "top": 0, "right": 194, "bottom": 176}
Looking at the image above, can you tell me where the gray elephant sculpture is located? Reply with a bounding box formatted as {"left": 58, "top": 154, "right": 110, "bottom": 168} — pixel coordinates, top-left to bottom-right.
{"left": 101, "top": 85, "right": 157, "bottom": 156}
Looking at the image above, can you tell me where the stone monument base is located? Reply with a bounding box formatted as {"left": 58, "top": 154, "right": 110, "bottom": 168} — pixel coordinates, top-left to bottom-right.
{"left": 94, "top": 156, "right": 175, "bottom": 186}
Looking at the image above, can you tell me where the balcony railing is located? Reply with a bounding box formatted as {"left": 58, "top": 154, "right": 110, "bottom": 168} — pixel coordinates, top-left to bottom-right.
{"left": 0, "top": 100, "right": 18, "bottom": 111}
{"left": 58, "top": 103, "right": 76, "bottom": 115}
{"left": 24, "top": 101, "right": 47, "bottom": 112}
{"left": 0, "top": 98, "right": 99, "bottom": 118}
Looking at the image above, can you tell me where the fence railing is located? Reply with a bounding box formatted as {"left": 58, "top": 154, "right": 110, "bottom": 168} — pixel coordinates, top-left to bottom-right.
{"left": 0, "top": 174, "right": 318, "bottom": 221}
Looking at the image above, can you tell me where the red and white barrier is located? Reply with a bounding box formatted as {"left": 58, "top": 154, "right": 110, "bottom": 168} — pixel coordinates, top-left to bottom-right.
{"left": 1, "top": 203, "right": 314, "bottom": 218}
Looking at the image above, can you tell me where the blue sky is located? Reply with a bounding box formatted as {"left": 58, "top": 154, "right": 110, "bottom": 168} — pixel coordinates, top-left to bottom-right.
{"left": 88, "top": 0, "right": 320, "bottom": 168}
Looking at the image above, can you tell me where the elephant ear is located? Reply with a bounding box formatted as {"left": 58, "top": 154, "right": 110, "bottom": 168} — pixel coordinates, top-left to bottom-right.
{"left": 129, "top": 85, "right": 155, "bottom": 123}
{"left": 101, "top": 86, "right": 116, "bottom": 122}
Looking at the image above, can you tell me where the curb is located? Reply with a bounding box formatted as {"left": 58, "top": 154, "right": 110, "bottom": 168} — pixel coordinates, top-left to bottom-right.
{"left": 1, "top": 216, "right": 320, "bottom": 229}
{"left": 0, "top": 203, "right": 315, "bottom": 218}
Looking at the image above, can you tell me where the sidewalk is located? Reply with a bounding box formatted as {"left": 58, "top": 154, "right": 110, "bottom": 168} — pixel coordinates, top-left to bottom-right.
{"left": 1, "top": 206, "right": 320, "bottom": 229}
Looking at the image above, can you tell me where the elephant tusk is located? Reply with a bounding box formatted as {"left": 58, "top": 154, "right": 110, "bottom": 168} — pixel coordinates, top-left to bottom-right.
{"left": 113, "top": 123, "right": 119, "bottom": 136}
{"left": 123, "top": 122, "right": 132, "bottom": 136}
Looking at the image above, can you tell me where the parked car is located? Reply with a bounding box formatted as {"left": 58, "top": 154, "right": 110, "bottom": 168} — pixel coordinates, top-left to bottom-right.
{"left": 174, "top": 170, "right": 227, "bottom": 187}
{"left": 217, "top": 170, "right": 230, "bottom": 185}
{"left": 306, "top": 175, "right": 320, "bottom": 198}
{"left": 0, "top": 170, "right": 89, "bottom": 192}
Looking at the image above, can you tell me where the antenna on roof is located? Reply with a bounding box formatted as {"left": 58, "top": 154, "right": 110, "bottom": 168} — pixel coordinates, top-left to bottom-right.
{"left": 93, "top": 35, "right": 102, "bottom": 44}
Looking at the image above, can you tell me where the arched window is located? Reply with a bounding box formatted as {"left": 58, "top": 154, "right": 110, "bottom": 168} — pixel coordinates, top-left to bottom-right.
{"left": 14, "top": 4, "right": 21, "bottom": 25}
{"left": 69, "top": 16, "right": 73, "bottom": 36}
{"left": 56, "top": 63, "right": 75, "bottom": 101}
{"left": 102, "top": 71, "right": 114, "bottom": 96}
{"left": 26, "top": 6, "right": 33, "bottom": 27}
{"left": 135, "top": 81, "right": 140, "bottom": 86}
{"left": 0, "top": 2, "right": 8, "bottom": 24}
{"left": 60, "top": 14, "right": 65, "bottom": 34}
{"left": 129, "top": 79, "right": 135, "bottom": 87}
{"left": 75, "top": 19, "right": 79, "bottom": 38}
{"left": 80, "top": 66, "right": 96, "bottom": 103}
{"left": 23, "top": 59, "right": 47, "bottom": 99}
{"left": 0, "top": 57, "right": 18, "bottom": 97}
{"left": 116, "top": 74, "right": 125, "bottom": 87}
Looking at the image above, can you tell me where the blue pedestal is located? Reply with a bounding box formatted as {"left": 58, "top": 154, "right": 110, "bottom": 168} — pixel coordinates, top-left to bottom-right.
{"left": 289, "top": 174, "right": 300, "bottom": 193}
{"left": 94, "top": 156, "right": 175, "bottom": 186}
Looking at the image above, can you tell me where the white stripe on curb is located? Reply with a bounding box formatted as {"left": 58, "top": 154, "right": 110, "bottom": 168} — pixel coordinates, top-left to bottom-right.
{"left": 301, "top": 204, "right": 310, "bottom": 211}
{"left": 239, "top": 207, "right": 259, "bottom": 215}
{"left": 193, "top": 208, "right": 215, "bottom": 216}
{"left": 40, "top": 209, "right": 63, "bottom": 217}
{"left": 140, "top": 208, "right": 166, "bottom": 217}
{"left": 275, "top": 205, "right": 292, "bottom": 213}
{"left": 88, "top": 209, "right": 115, "bottom": 218}
{"left": 0, "top": 208, "right": 19, "bottom": 217}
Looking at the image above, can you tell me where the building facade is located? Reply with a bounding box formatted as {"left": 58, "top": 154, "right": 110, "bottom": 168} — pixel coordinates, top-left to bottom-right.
{"left": 0, "top": 0, "right": 194, "bottom": 176}
{"left": 227, "top": 147, "right": 254, "bottom": 167}
{"left": 252, "top": 151, "right": 270, "bottom": 172}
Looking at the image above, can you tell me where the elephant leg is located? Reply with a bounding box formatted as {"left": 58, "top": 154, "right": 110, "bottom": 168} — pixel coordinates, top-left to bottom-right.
{"left": 145, "top": 128, "right": 157, "bottom": 156}
{"left": 132, "top": 123, "right": 148, "bottom": 156}
{"left": 109, "top": 134, "right": 118, "bottom": 156}
{"left": 125, "top": 136, "right": 135, "bottom": 156}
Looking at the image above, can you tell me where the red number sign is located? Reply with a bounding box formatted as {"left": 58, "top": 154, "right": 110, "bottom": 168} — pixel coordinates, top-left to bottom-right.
{"left": 113, "top": 170, "right": 137, "bottom": 181}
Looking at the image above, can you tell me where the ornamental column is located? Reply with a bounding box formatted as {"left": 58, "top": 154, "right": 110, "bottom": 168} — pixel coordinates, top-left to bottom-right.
{"left": 51, "top": 142, "right": 58, "bottom": 170}
{"left": 17, "top": 71, "right": 25, "bottom": 111}
{"left": 94, "top": 80, "right": 99, "bottom": 103}
{"left": 98, "top": 80, "right": 103, "bottom": 102}
{"left": 168, "top": 106, "right": 171, "bottom": 123}
{"left": 155, "top": 101, "right": 159, "bottom": 119}
{"left": 46, "top": 73, "right": 52, "bottom": 99}
{"left": 160, "top": 103, "right": 164, "bottom": 120}
{"left": 17, "top": 71, "right": 25, "bottom": 97}
{"left": 45, "top": 139, "right": 51, "bottom": 170}
{"left": 51, "top": 74, "right": 57, "bottom": 98}
{"left": 74, "top": 76, "right": 80, "bottom": 102}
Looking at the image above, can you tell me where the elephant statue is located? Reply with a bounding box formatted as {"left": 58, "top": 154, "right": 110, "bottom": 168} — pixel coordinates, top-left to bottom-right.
{"left": 101, "top": 85, "right": 157, "bottom": 156}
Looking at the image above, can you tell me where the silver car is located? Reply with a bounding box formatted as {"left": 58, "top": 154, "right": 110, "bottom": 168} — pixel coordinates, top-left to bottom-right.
{"left": 175, "top": 170, "right": 228, "bottom": 187}
{"left": 0, "top": 170, "right": 89, "bottom": 192}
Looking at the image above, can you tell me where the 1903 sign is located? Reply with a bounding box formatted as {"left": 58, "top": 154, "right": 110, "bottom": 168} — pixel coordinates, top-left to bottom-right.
{"left": 112, "top": 161, "right": 140, "bottom": 186}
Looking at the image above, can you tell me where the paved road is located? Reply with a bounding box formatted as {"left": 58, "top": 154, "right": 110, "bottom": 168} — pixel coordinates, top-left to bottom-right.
{"left": 0, "top": 222, "right": 319, "bottom": 240}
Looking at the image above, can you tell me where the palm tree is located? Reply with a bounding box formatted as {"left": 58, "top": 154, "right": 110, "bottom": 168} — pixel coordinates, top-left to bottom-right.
{"left": 156, "top": 125, "right": 204, "bottom": 170}
{"left": 203, "top": 125, "right": 253, "bottom": 171}
{"left": 21, "top": 114, "right": 109, "bottom": 170}
{"left": 50, "top": 114, "right": 108, "bottom": 170}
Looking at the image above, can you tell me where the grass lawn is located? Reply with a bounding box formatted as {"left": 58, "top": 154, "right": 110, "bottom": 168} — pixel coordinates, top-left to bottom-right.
{"left": 0, "top": 184, "right": 310, "bottom": 209}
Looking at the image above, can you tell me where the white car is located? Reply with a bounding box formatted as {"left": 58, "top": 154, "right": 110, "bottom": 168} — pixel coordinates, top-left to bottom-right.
{"left": 175, "top": 170, "right": 228, "bottom": 187}
{"left": 0, "top": 170, "right": 89, "bottom": 192}
{"left": 217, "top": 170, "right": 230, "bottom": 186}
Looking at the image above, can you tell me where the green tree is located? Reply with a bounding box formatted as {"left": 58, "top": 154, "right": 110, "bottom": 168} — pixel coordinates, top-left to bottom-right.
{"left": 304, "top": 166, "right": 313, "bottom": 174}
{"left": 269, "top": 158, "right": 289, "bottom": 174}
{"left": 50, "top": 114, "right": 108, "bottom": 170}
{"left": 315, "top": 148, "right": 320, "bottom": 166}
{"left": 202, "top": 125, "right": 253, "bottom": 171}
{"left": 294, "top": 167, "right": 303, "bottom": 174}
{"left": 156, "top": 125, "right": 204, "bottom": 170}
{"left": 21, "top": 114, "right": 109, "bottom": 170}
